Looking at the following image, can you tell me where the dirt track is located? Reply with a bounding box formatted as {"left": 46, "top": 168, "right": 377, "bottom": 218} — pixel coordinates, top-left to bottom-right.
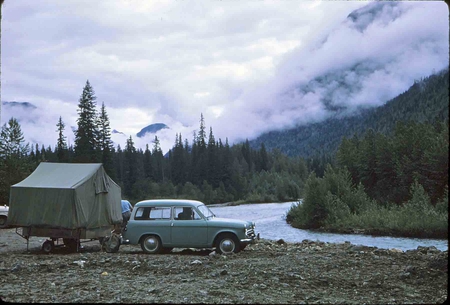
{"left": 0, "top": 227, "right": 447, "bottom": 304}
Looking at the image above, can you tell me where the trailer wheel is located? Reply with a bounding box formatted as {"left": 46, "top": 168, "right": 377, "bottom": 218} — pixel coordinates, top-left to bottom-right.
{"left": 0, "top": 216, "right": 7, "bottom": 228}
{"left": 42, "top": 240, "right": 54, "bottom": 254}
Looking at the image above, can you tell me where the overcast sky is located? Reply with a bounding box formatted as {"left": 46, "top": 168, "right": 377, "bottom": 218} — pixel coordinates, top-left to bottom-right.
{"left": 1, "top": 0, "right": 449, "bottom": 153}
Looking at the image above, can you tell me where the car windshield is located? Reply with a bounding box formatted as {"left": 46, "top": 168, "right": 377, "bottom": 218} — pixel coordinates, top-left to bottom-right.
{"left": 197, "top": 204, "right": 214, "bottom": 219}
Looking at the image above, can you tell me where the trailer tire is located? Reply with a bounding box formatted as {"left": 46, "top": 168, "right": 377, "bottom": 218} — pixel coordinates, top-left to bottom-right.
{"left": 42, "top": 240, "right": 54, "bottom": 254}
{"left": 0, "top": 216, "right": 7, "bottom": 228}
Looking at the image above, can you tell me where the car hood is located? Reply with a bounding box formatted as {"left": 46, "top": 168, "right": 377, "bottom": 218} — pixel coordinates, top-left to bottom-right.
{"left": 207, "top": 217, "right": 254, "bottom": 228}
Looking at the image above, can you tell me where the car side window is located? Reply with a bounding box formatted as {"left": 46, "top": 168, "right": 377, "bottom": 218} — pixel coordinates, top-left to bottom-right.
{"left": 134, "top": 207, "right": 171, "bottom": 220}
{"left": 192, "top": 209, "right": 202, "bottom": 220}
{"left": 134, "top": 207, "right": 149, "bottom": 220}
{"left": 174, "top": 207, "right": 202, "bottom": 220}
{"left": 149, "top": 207, "right": 171, "bottom": 220}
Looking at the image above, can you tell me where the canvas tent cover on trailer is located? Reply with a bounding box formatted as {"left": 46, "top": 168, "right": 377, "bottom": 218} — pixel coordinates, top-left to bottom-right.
{"left": 8, "top": 163, "right": 122, "bottom": 229}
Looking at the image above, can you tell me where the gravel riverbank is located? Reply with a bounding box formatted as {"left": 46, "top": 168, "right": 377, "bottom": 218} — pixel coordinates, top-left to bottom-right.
{"left": 0, "top": 228, "right": 447, "bottom": 304}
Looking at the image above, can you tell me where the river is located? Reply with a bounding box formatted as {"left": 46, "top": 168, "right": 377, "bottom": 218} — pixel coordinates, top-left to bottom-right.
{"left": 209, "top": 202, "right": 448, "bottom": 251}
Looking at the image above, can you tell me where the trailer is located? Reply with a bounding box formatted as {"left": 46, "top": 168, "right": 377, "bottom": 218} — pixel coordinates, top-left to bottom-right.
{"left": 7, "top": 162, "right": 123, "bottom": 253}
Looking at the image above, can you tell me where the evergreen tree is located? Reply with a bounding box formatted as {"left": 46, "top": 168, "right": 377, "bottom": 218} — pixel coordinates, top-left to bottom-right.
{"left": 207, "top": 127, "right": 219, "bottom": 187}
{"left": 97, "top": 102, "right": 115, "bottom": 178}
{"left": 55, "top": 116, "right": 68, "bottom": 162}
{"left": 74, "top": 80, "right": 98, "bottom": 163}
{"left": 171, "top": 133, "right": 186, "bottom": 185}
{"left": 123, "top": 136, "right": 137, "bottom": 197}
{"left": 143, "top": 144, "right": 153, "bottom": 180}
{"left": 191, "top": 114, "right": 208, "bottom": 185}
{"left": 0, "top": 118, "right": 32, "bottom": 205}
{"left": 152, "top": 136, "right": 164, "bottom": 182}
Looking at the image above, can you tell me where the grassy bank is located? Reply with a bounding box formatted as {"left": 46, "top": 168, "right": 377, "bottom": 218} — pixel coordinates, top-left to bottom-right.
{"left": 286, "top": 166, "right": 448, "bottom": 240}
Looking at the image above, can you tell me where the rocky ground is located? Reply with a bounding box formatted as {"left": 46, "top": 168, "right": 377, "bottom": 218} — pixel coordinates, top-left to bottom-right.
{"left": 0, "top": 227, "right": 447, "bottom": 304}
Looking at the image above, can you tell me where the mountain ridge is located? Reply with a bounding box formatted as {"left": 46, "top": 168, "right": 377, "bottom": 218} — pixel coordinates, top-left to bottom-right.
{"left": 249, "top": 68, "right": 449, "bottom": 158}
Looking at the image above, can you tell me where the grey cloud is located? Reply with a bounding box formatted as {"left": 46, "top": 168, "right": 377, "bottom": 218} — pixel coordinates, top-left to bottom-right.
{"left": 211, "top": 1, "right": 448, "bottom": 145}
{"left": 2, "top": 1, "right": 448, "bottom": 152}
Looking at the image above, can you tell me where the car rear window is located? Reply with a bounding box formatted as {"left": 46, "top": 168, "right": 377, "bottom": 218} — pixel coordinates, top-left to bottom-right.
{"left": 134, "top": 207, "right": 171, "bottom": 220}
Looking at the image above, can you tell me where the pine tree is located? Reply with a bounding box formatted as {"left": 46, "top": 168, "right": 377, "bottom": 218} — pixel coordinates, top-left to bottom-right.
{"left": 123, "top": 136, "right": 137, "bottom": 197}
{"left": 74, "top": 80, "right": 98, "bottom": 163}
{"left": 192, "top": 114, "right": 208, "bottom": 185}
{"left": 207, "top": 127, "right": 219, "bottom": 187}
{"left": 152, "top": 135, "right": 164, "bottom": 182}
{"left": 97, "top": 102, "right": 115, "bottom": 178}
{"left": 143, "top": 144, "right": 153, "bottom": 180}
{"left": 56, "top": 116, "right": 68, "bottom": 162}
{"left": 171, "top": 133, "right": 186, "bottom": 185}
{"left": 0, "top": 118, "right": 32, "bottom": 205}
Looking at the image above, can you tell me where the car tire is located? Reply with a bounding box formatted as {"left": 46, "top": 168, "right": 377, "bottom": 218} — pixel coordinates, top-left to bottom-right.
{"left": 216, "top": 233, "right": 241, "bottom": 254}
{"left": 0, "top": 216, "right": 7, "bottom": 229}
{"left": 140, "top": 235, "right": 162, "bottom": 254}
{"left": 42, "top": 240, "right": 54, "bottom": 254}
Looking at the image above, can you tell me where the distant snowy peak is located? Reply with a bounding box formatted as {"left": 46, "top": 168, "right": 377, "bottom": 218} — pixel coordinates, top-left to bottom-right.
{"left": 136, "top": 123, "right": 169, "bottom": 138}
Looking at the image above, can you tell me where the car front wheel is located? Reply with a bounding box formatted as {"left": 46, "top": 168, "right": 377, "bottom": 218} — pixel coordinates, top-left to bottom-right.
{"left": 140, "top": 235, "right": 162, "bottom": 254}
{"left": 216, "top": 233, "right": 241, "bottom": 254}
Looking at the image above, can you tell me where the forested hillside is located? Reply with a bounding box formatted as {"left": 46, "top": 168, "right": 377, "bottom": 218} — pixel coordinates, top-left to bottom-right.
{"left": 250, "top": 68, "right": 449, "bottom": 158}
{"left": 0, "top": 69, "right": 448, "bottom": 215}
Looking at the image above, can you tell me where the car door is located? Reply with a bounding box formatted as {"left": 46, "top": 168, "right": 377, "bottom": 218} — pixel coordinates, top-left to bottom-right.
{"left": 170, "top": 206, "right": 208, "bottom": 247}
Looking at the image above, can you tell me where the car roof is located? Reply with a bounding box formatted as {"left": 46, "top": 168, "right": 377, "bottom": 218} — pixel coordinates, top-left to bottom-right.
{"left": 134, "top": 199, "right": 205, "bottom": 208}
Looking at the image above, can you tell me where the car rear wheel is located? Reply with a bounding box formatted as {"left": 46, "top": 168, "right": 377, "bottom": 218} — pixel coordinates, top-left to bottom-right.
{"left": 140, "top": 235, "right": 162, "bottom": 254}
{"left": 216, "top": 233, "right": 241, "bottom": 254}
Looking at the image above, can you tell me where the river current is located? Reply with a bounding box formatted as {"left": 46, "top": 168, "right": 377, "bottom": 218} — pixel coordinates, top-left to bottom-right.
{"left": 209, "top": 202, "right": 448, "bottom": 251}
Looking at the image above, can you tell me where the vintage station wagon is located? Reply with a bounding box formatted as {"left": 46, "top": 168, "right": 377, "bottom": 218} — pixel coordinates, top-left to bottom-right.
{"left": 122, "top": 199, "right": 258, "bottom": 254}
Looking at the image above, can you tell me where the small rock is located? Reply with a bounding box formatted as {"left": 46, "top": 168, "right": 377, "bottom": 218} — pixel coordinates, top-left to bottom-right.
{"left": 190, "top": 260, "right": 202, "bottom": 265}
{"left": 390, "top": 248, "right": 403, "bottom": 253}
{"left": 399, "top": 272, "right": 410, "bottom": 279}
{"left": 276, "top": 239, "right": 285, "bottom": 245}
{"left": 220, "top": 270, "right": 228, "bottom": 276}
{"left": 73, "top": 260, "right": 86, "bottom": 268}
{"left": 405, "top": 265, "right": 416, "bottom": 273}
{"left": 11, "top": 264, "right": 21, "bottom": 272}
{"left": 101, "top": 271, "right": 108, "bottom": 276}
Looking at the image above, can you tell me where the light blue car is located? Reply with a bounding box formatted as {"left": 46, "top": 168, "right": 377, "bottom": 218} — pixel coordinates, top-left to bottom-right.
{"left": 122, "top": 199, "right": 258, "bottom": 254}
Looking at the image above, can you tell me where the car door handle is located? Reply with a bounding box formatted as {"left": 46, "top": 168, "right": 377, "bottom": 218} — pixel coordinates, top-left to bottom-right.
{"left": 171, "top": 223, "right": 174, "bottom": 227}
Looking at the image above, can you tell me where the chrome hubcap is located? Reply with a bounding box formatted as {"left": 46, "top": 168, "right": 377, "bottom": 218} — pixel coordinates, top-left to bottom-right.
{"left": 220, "top": 239, "right": 235, "bottom": 253}
{"left": 144, "top": 237, "right": 158, "bottom": 252}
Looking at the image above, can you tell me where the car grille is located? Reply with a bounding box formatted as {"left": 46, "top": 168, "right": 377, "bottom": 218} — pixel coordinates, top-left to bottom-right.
{"left": 246, "top": 228, "right": 256, "bottom": 238}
